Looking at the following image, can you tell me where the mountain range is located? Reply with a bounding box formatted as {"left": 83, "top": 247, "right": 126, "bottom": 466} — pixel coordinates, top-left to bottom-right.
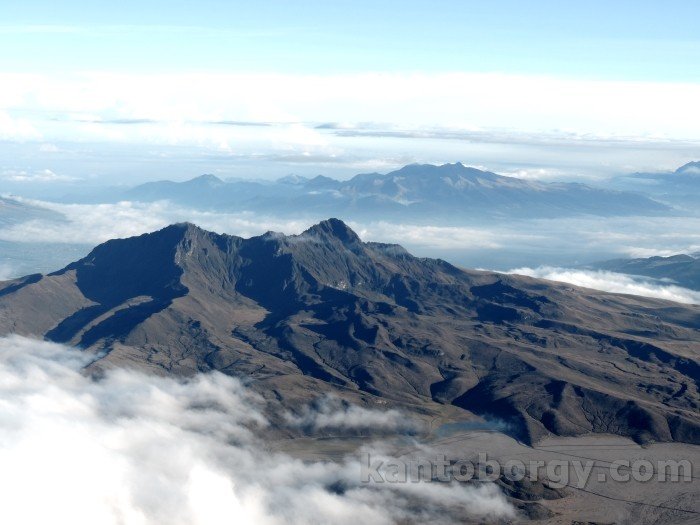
{"left": 589, "top": 253, "right": 700, "bottom": 291}
{"left": 112, "top": 163, "right": 670, "bottom": 220}
{"left": 1, "top": 219, "right": 698, "bottom": 446}
{"left": 606, "top": 161, "right": 700, "bottom": 210}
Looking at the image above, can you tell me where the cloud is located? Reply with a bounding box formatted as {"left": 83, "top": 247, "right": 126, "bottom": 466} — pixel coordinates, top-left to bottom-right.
{"left": 3, "top": 72, "right": 700, "bottom": 146}
{"left": 38, "top": 143, "right": 60, "bottom": 152}
{"left": 679, "top": 164, "right": 700, "bottom": 175}
{"left": 621, "top": 247, "right": 686, "bottom": 259}
{"left": 0, "top": 262, "right": 15, "bottom": 281}
{"left": 285, "top": 396, "right": 420, "bottom": 433}
{"left": 356, "top": 222, "right": 511, "bottom": 250}
{"left": 2, "top": 169, "right": 77, "bottom": 183}
{"left": 78, "top": 118, "right": 158, "bottom": 125}
{"left": 3, "top": 73, "right": 699, "bottom": 186}
{"left": 0, "top": 335, "right": 514, "bottom": 524}
{"left": 210, "top": 120, "right": 274, "bottom": 127}
{"left": 496, "top": 167, "right": 574, "bottom": 182}
{"left": 0, "top": 200, "right": 314, "bottom": 245}
{"left": 0, "top": 110, "right": 40, "bottom": 140}
{"left": 3, "top": 199, "right": 700, "bottom": 277}
{"left": 314, "top": 122, "right": 390, "bottom": 131}
{"left": 508, "top": 267, "right": 700, "bottom": 304}
{"left": 0, "top": 200, "right": 519, "bottom": 251}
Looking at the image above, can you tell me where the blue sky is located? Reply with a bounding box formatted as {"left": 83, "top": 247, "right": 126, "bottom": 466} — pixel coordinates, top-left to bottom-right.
{"left": 2, "top": 0, "right": 699, "bottom": 80}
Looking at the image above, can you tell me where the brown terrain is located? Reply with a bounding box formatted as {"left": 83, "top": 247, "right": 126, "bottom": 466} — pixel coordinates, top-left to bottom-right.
{"left": 1, "top": 218, "right": 698, "bottom": 523}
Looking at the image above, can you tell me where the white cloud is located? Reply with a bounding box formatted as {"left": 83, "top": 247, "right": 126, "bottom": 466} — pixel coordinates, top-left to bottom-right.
{"left": 2, "top": 72, "right": 700, "bottom": 147}
{"left": 0, "top": 335, "right": 514, "bottom": 525}
{"left": 508, "top": 267, "right": 700, "bottom": 304}
{"left": 355, "top": 222, "right": 514, "bottom": 250}
{"left": 3, "top": 200, "right": 700, "bottom": 278}
{"left": 285, "top": 396, "right": 420, "bottom": 433}
{"left": 0, "top": 110, "right": 40, "bottom": 140}
{"left": 39, "top": 143, "right": 60, "bottom": 152}
{"left": 0, "top": 262, "right": 15, "bottom": 281}
{"left": 0, "top": 199, "right": 313, "bottom": 244}
{"left": 3, "top": 168, "right": 77, "bottom": 183}
{"left": 621, "top": 247, "right": 686, "bottom": 259}
{"left": 496, "top": 167, "right": 573, "bottom": 181}
{"left": 0, "top": 200, "right": 528, "bottom": 251}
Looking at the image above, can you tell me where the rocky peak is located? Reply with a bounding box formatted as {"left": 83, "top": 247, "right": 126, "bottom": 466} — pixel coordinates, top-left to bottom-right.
{"left": 301, "top": 218, "right": 361, "bottom": 245}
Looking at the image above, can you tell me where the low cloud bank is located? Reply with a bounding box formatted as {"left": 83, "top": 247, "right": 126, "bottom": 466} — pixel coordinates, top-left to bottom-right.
{"left": 0, "top": 199, "right": 313, "bottom": 245}
{"left": 6, "top": 198, "right": 699, "bottom": 250}
{"left": 4, "top": 199, "right": 700, "bottom": 273}
{"left": 0, "top": 336, "right": 513, "bottom": 525}
{"left": 0, "top": 199, "right": 510, "bottom": 250}
{"left": 508, "top": 267, "right": 700, "bottom": 304}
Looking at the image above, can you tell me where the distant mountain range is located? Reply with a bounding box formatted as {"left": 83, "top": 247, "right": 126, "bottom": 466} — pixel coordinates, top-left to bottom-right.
{"left": 606, "top": 161, "right": 700, "bottom": 209}
{"left": 114, "top": 163, "right": 669, "bottom": 220}
{"left": 589, "top": 253, "right": 700, "bottom": 291}
{"left": 1, "top": 219, "right": 698, "bottom": 446}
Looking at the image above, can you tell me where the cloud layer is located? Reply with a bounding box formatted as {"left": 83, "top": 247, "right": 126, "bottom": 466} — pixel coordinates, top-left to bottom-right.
{"left": 2, "top": 168, "right": 77, "bottom": 182}
{"left": 509, "top": 267, "right": 700, "bottom": 304}
{"left": 3, "top": 198, "right": 700, "bottom": 281}
{"left": 0, "top": 335, "right": 513, "bottom": 525}
{"left": 0, "top": 199, "right": 313, "bottom": 245}
{"left": 4, "top": 198, "right": 700, "bottom": 253}
{"left": 3, "top": 72, "right": 700, "bottom": 143}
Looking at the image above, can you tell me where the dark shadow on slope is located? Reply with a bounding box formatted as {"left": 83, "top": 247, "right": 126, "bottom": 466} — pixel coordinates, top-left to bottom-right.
{"left": 46, "top": 304, "right": 111, "bottom": 343}
{"left": 47, "top": 225, "right": 190, "bottom": 345}
{"left": 79, "top": 298, "right": 174, "bottom": 347}
{"left": 0, "top": 273, "right": 42, "bottom": 298}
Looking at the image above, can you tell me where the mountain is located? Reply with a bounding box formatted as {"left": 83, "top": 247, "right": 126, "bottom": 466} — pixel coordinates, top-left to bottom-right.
{"left": 122, "top": 173, "right": 227, "bottom": 201}
{"left": 589, "top": 253, "right": 700, "bottom": 291}
{"left": 0, "top": 219, "right": 698, "bottom": 446}
{"left": 607, "top": 161, "right": 700, "bottom": 210}
{"left": 117, "top": 163, "right": 670, "bottom": 220}
{"left": 0, "top": 196, "right": 63, "bottom": 226}
{"left": 676, "top": 161, "right": 700, "bottom": 176}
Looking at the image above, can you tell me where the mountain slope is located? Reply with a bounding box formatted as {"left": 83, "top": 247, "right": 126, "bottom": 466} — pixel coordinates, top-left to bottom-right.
{"left": 0, "top": 219, "right": 698, "bottom": 446}
{"left": 118, "top": 163, "right": 670, "bottom": 219}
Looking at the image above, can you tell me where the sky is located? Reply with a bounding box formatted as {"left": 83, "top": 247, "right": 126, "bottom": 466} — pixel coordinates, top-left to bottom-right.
{"left": 2, "top": 1, "right": 700, "bottom": 79}
{"left": 1, "top": 1, "right": 699, "bottom": 184}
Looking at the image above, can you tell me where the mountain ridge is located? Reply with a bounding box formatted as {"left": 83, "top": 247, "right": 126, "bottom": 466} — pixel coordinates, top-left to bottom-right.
{"left": 588, "top": 253, "right": 700, "bottom": 291}
{"left": 606, "top": 160, "right": 700, "bottom": 209}
{"left": 112, "top": 163, "right": 670, "bottom": 220}
{"left": 1, "top": 219, "right": 698, "bottom": 446}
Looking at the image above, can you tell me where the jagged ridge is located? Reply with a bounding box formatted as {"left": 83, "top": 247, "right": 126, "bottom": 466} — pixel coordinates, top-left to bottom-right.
{"left": 0, "top": 219, "right": 698, "bottom": 446}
